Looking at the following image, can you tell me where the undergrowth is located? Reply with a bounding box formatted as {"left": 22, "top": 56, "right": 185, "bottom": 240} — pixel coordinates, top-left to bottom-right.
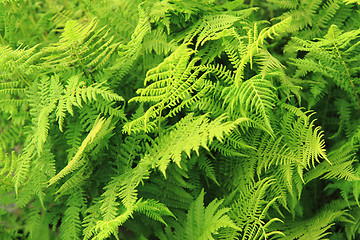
{"left": 1, "top": 0, "right": 360, "bottom": 239}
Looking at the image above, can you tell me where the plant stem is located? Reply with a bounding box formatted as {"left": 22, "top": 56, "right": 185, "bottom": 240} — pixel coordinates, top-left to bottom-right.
{"left": 333, "top": 42, "right": 360, "bottom": 109}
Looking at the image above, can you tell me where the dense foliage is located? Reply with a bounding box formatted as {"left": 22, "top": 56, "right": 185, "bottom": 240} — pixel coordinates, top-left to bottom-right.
{"left": 1, "top": 0, "right": 360, "bottom": 239}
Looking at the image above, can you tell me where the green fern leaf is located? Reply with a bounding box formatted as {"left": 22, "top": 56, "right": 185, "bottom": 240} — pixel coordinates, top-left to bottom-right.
{"left": 165, "top": 189, "right": 239, "bottom": 240}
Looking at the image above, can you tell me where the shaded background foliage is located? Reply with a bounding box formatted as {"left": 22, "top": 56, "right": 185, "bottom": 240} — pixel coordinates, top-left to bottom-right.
{"left": 1, "top": 0, "right": 360, "bottom": 239}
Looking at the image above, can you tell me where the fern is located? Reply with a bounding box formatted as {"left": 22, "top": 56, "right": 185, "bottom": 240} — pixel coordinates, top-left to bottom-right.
{"left": 342, "top": 0, "right": 360, "bottom": 4}
{"left": 272, "top": 200, "right": 353, "bottom": 240}
{"left": 222, "top": 74, "right": 277, "bottom": 133}
{"left": 123, "top": 45, "right": 211, "bottom": 134}
{"left": 48, "top": 116, "right": 106, "bottom": 186}
{"left": 56, "top": 75, "right": 124, "bottom": 131}
{"left": 160, "top": 189, "right": 239, "bottom": 240}
{"left": 120, "top": 113, "right": 247, "bottom": 209}
{"left": 2, "top": 0, "right": 360, "bottom": 239}
{"left": 220, "top": 178, "right": 284, "bottom": 240}
{"left": 60, "top": 191, "right": 85, "bottom": 240}
{"left": 41, "top": 18, "right": 121, "bottom": 73}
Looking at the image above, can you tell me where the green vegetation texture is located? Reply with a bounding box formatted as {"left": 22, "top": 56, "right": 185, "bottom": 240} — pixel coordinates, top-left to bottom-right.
{"left": 1, "top": 0, "right": 360, "bottom": 239}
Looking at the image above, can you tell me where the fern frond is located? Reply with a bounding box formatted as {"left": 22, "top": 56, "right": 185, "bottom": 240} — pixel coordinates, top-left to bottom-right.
{"left": 316, "top": 0, "right": 341, "bottom": 29}
{"left": 257, "top": 16, "right": 292, "bottom": 45}
{"left": 191, "top": 14, "right": 240, "bottom": 49}
{"left": 56, "top": 75, "right": 124, "bottom": 131}
{"left": 154, "top": 114, "right": 248, "bottom": 176}
{"left": 164, "top": 189, "right": 238, "bottom": 240}
{"left": 143, "top": 29, "right": 177, "bottom": 55}
{"left": 0, "top": 151, "right": 17, "bottom": 180}
{"left": 0, "top": 44, "right": 38, "bottom": 84}
{"left": 135, "top": 198, "right": 174, "bottom": 224}
{"left": 94, "top": 197, "right": 171, "bottom": 240}
{"left": 256, "top": 48, "right": 286, "bottom": 78}
{"left": 223, "top": 178, "right": 283, "bottom": 240}
{"left": 287, "top": 25, "right": 360, "bottom": 108}
{"left": 13, "top": 144, "right": 35, "bottom": 195}
{"left": 138, "top": 164, "right": 195, "bottom": 212}
{"left": 109, "top": 4, "right": 151, "bottom": 79}
{"left": 29, "top": 144, "right": 56, "bottom": 206}
{"left": 305, "top": 144, "right": 359, "bottom": 182}
{"left": 99, "top": 175, "right": 122, "bottom": 221}
{"left": 119, "top": 160, "right": 151, "bottom": 209}
{"left": 199, "top": 63, "right": 234, "bottom": 84}
{"left": 92, "top": 208, "right": 135, "bottom": 240}
{"left": 222, "top": 75, "right": 277, "bottom": 133}
{"left": 266, "top": 0, "right": 299, "bottom": 9}
{"left": 60, "top": 191, "right": 85, "bottom": 240}
{"left": 55, "top": 165, "right": 90, "bottom": 200}
{"left": 83, "top": 203, "right": 102, "bottom": 240}
{"left": 197, "top": 155, "right": 219, "bottom": 185}
{"left": 342, "top": 0, "right": 360, "bottom": 4}
{"left": 0, "top": 123, "right": 21, "bottom": 152}
{"left": 48, "top": 116, "right": 106, "bottom": 186}
{"left": 25, "top": 76, "right": 61, "bottom": 153}
{"left": 222, "top": 37, "right": 241, "bottom": 70}
{"left": 275, "top": 200, "right": 352, "bottom": 240}
{"left": 41, "top": 18, "right": 121, "bottom": 72}
{"left": 119, "top": 113, "right": 247, "bottom": 211}
{"left": 124, "top": 45, "right": 209, "bottom": 134}
{"left": 26, "top": 207, "right": 42, "bottom": 240}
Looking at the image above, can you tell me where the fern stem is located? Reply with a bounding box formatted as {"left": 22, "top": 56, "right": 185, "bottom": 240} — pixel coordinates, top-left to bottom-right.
{"left": 14, "top": 67, "right": 30, "bottom": 87}
{"left": 158, "top": 108, "right": 162, "bottom": 138}
{"left": 71, "top": 47, "right": 90, "bottom": 79}
{"left": 0, "top": 34, "right": 6, "bottom": 45}
{"left": 63, "top": 0, "right": 71, "bottom": 11}
{"left": 42, "top": 33, "right": 48, "bottom": 42}
{"left": 333, "top": 42, "right": 360, "bottom": 110}
{"left": 29, "top": 15, "right": 37, "bottom": 27}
